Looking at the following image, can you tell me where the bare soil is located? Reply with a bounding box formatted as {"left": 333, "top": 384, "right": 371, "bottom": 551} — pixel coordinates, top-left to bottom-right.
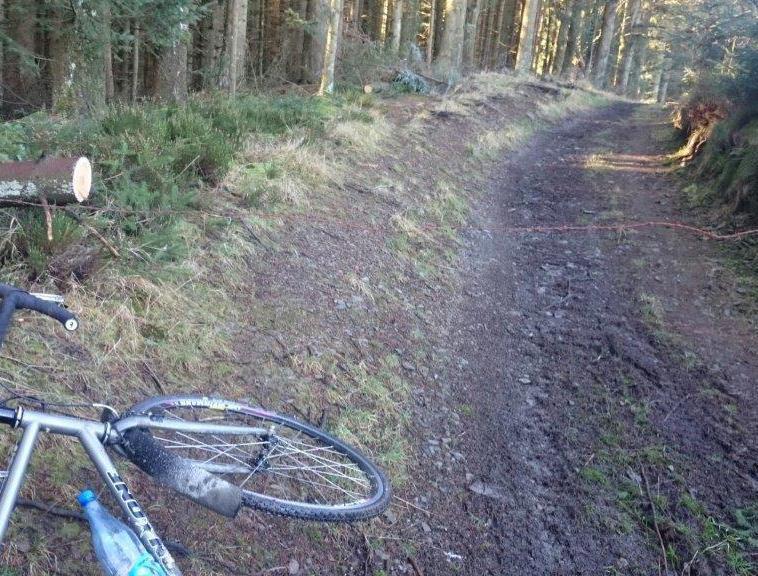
{"left": 409, "top": 102, "right": 756, "bottom": 575}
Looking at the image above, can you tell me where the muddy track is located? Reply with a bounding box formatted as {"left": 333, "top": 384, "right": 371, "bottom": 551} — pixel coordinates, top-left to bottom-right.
{"left": 415, "top": 103, "right": 756, "bottom": 575}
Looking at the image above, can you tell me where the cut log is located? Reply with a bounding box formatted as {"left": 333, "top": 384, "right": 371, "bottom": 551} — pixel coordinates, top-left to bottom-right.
{"left": 0, "top": 157, "right": 92, "bottom": 205}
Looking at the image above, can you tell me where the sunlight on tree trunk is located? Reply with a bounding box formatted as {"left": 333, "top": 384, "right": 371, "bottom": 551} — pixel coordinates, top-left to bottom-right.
{"left": 619, "top": 0, "right": 641, "bottom": 94}
{"left": 319, "top": 0, "right": 344, "bottom": 95}
{"left": 515, "top": 0, "right": 541, "bottom": 73}
{"left": 592, "top": 0, "right": 620, "bottom": 87}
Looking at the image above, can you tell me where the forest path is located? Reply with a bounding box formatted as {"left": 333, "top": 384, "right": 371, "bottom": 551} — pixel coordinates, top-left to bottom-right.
{"left": 417, "top": 102, "right": 756, "bottom": 575}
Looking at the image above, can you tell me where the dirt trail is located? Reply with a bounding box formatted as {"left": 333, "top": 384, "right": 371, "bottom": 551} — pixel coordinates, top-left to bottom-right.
{"left": 130, "top": 94, "right": 755, "bottom": 576}
{"left": 415, "top": 103, "right": 756, "bottom": 575}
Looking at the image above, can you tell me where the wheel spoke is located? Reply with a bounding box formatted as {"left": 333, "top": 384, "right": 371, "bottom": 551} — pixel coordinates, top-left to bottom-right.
{"left": 143, "top": 404, "right": 377, "bottom": 509}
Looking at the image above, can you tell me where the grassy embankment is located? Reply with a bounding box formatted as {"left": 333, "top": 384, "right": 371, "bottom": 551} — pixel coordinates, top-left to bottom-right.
{"left": 0, "top": 73, "right": 606, "bottom": 573}
{"left": 671, "top": 83, "right": 758, "bottom": 302}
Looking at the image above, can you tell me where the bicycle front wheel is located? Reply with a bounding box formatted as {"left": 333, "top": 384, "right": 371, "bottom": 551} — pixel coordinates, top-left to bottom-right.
{"left": 123, "top": 395, "right": 391, "bottom": 522}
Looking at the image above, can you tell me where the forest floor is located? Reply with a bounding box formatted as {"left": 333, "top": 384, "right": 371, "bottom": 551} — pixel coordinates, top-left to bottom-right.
{"left": 1, "top": 76, "right": 755, "bottom": 575}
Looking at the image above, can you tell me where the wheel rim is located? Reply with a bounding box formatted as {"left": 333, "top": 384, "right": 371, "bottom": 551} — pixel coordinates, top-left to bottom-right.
{"left": 143, "top": 402, "right": 381, "bottom": 511}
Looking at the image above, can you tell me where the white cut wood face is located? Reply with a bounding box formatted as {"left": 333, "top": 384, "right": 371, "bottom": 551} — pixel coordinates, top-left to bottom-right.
{"left": 73, "top": 157, "right": 92, "bottom": 202}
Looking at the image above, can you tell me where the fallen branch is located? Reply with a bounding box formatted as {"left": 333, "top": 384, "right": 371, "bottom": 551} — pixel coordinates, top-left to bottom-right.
{"left": 407, "top": 557, "right": 424, "bottom": 576}
{"left": 61, "top": 206, "right": 120, "bottom": 258}
{"left": 17, "top": 498, "right": 85, "bottom": 521}
{"left": 39, "top": 193, "right": 53, "bottom": 242}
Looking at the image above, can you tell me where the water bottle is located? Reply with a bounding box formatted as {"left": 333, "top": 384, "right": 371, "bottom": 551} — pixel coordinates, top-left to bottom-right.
{"left": 78, "top": 489, "right": 166, "bottom": 576}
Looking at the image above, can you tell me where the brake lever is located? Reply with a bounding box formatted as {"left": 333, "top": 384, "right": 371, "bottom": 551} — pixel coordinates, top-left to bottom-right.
{"left": 30, "top": 293, "right": 65, "bottom": 305}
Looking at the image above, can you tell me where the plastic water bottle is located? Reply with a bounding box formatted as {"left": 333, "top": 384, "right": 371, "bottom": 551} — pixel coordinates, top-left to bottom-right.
{"left": 78, "top": 489, "right": 166, "bottom": 576}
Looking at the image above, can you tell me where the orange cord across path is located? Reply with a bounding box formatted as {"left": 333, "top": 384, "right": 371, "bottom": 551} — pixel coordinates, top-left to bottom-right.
{"left": 494, "top": 221, "right": 758, "bottom": 241}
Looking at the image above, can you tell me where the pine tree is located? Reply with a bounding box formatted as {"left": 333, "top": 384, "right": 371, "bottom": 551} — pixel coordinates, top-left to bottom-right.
{"left": 390, "top": 0, "right": 404, "bottom": 52}
{"left": 592, "top": 0, "right": 620, "bottom": 87}
{"left": 464, "top": 0, "right": 484, "bottom": 69}
{"left": 618, "top": 0, "right": 641, "bottom": 94}
{"left": 319, "top": 0, "right": 344, "bottom": 94}
{"left": 515, "top": 0, "right": 542, "bottom": 73}
{"left": 436, "top": 0, "right": 469, "bottom": 81}
{"left": 220, "top": 0, "right": 249, "bottom": 94}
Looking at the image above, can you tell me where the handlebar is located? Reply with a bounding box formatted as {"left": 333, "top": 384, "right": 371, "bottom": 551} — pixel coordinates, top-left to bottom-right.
{"left": 0, "top": 283, "right": 79, "bottom": 348}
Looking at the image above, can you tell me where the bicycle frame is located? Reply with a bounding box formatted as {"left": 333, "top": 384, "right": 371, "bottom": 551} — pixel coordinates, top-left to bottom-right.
{"left": 0, "top": 407, "right": 184, "bottom": 575}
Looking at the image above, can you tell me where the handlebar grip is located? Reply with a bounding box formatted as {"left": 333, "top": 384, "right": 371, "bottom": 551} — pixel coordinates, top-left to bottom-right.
{"left": 14, "top": 292, "right": 79, "bottom": 331}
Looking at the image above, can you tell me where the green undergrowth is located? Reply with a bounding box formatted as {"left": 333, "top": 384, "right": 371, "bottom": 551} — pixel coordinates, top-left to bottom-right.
{"left": 680, "top": 108, "right": 758, "bottom": 220}
{"left": 580, "top": 360, "right": 757, "bottom": 575}
{"left": 688, "top": 112, "right": 758, "bottom": 291}
{"left": 0, "top": 91, "right": 372, "bottom": 277}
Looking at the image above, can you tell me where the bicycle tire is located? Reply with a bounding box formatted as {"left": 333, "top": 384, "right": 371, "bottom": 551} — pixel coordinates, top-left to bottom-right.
{"left": 122, "top": 395, "right": 391, "bottom": 522}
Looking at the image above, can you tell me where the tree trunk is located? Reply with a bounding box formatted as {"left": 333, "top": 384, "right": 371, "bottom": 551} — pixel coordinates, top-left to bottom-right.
{"left": 401, "top": 0, "right": 421, "bottom": 51}
{"left": 426, "top": 0, "right": 436, "bottom": 65}
{"left": 375, "top": 0, "right": 390, "bottom": 41}
{"left": 626, "top": 7, "right": 648, "bottom": 97}
{"left": 539, "top": 2, "right": 555, "bottom": 76}
{"left": 266, "top": 0, "right": 283, "bottom": 70}
{"left": 71, "top": 3, "right": 108, "bottom": 114}
{"left": 0, "top": 0, "right": 4, "bottom": 103}
{"left": 202, "top": 0, "right": 227, "bottom": 88}
{"left": 436, "top": 0, "right": 468, "bottom": 81}
{"left": 652, "top": 55, "right": 664, "bottom": 100}
{"left": 607, "top": 0, "right": 627, "bottom": 87}
{"left": 0, "top": 157, "right": 92, "bottom": 206}
{"left": 49, "top": 6, "right": 70, "bottom": 111}
{"left": 318, "top": 0, "right": 344, "bottom": 94}
{"left": 221, "top": 0, "right": 249, "bottom": 93}
{"left": 591, "top": 0, "right": 619, "bottom": 87}
{"left": 619, "top": 0, "right": 641, "bottom": 93}
{"left": 433, "top": 0, "right": 446, "bottom": 61}
{"left": 481, "top": 0, "right": 499, "bottom": 69}
{"left": 463, "top": 0, "right": 483, "bottom": 70}
{"left": 585, "top": 0, "right": 604, "bottom": 77}
{"left": 390, "top": 0, "right": 403, "bottom": 52}
{"left": 475, "top": 0, "right": 490, "bottom": 67}
{"left": 305, "top": 0, "right": 328, "bottom": 83}
{"left": 502, "top": 0, "right": 522, "bottom": 68}
{"left": 6, "top": 0, "right": 36, "bottom": 95}
{"left": 158, "top": 42, "right": 189, "bottom": 103}
{"left": 559, "top": 0, "right": 584, "bottom": 75}
{"left": 103, "top": 3, "right": 115, "bottom": 103}
{"left": 131, "top": 23, "right": 140, "bottom": 102}
{"left": 288, "top": 0, "right": 308, "bottom": 81}
{"left": 515, "top": 0, "right": 540, "bottom": 73}
{"left": 550, "top": 0, "right": 573, "bottom": 75}
{"left": 154, "top": 2, "right": 192, "bottom": 102}
{"left": 657, "top": 57, "right": 670, "bottom": 103}
{"left": 353, "top": 0, "right": 364, "bottom": 30}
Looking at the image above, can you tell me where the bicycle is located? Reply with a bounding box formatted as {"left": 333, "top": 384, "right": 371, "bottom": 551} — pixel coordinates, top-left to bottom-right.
{"left": 0, "top": 283, "right": 391, "bottom": 575}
